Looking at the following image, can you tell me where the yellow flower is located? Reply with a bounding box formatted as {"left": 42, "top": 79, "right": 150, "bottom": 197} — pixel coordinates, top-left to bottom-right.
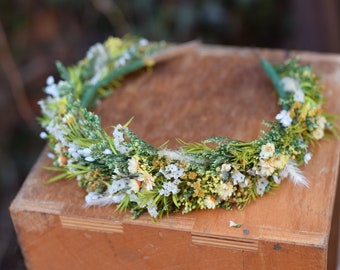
{"left": 297, "top": 102, "right": 310, "bottom": 122}
{"left": 188, "top": 171, "right": 197, "bottom": 180}
{"left": 221, "top": 163, "right": 231, "bottom": 172}
{"left": 193, "top": 181, "right": 204, "bottom": 197}
{"left": 104, "top": 37, "right": 123, "bottom": 54}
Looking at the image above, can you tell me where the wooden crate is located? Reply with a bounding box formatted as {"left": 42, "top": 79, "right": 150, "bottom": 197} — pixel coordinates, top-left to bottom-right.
{"left": 10, "top": 45, "right": 340, "bottom": 270}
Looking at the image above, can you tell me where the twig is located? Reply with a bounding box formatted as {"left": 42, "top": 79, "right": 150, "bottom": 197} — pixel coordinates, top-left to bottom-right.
{"left": 0, "top": 20, "right": 38, "bottom": 132}
{"left": 91, "top": 0, "right": 131, "bottom": 35}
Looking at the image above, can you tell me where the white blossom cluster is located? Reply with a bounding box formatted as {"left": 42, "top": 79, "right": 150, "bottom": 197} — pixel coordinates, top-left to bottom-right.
{"left": 112, "top": 124, "right": 129, "bottom": 154}
{"left": 86, "top": 43, "right": 110, "bottom": 85}
{"left": 281, "top": 77, "right": 305, "bottom": 103}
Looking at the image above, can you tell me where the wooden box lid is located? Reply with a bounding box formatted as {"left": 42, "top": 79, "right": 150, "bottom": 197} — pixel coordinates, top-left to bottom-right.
{"left": 10, "top": 45, "right": 340, "bottom": 269}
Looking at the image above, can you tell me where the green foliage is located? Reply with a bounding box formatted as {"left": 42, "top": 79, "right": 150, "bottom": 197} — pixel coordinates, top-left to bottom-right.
{"left": 38, "top": 36, "right": 337, "bottom": 220}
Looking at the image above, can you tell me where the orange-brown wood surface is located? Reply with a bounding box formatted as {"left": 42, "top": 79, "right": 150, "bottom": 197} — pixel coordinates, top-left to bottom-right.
{"left": 10, "top": 45, "right": 340, "bottom": 270}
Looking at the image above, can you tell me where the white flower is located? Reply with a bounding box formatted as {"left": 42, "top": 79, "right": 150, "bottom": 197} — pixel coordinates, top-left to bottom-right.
{"left": 281, "top": 77, "right": 299, "bottom": 92}
{"left": 138, "top": 172, "right": 155, "bottom": 190}
{"left": 85, "top": 192, "right": 115, "bottom": 206}
{"left": 110, "top": 194, "right": 126, "bottom": 204}
{"left": 294, "top": 89, "right": 305, "bottom": 103}
{"left": 281, "top": 77, "right": 305, "bottom": 103}
{"left": 46, "top": 75, "right": 55, "bottom": 85}
{"left": 272, "top": 175, "right": 281, "bottom": 184}
{"left": 85, "top": 192, "right": 102, "bottom": 204}
{"left": 38, "top": 99, "right": 54, "bottom": 119}
{"left": 260, "top": 143, "right": 275, "bottom": 159}
{"left": 47, "top": 152, "right": 55, "bottom": 159}
{"left": 129, "top": 179, "right": 141, "bottom": 193}
{"left": 238, "top": 178, "right": 249, "bottom": 188}
{"left": 139, "top": 38, "right": 149, "bottom": 46}
{"left": 231, "top": 171, "right": 245, "bottom": 184}
{"left": 147, "top": 204, "right": 158, "bottom": 218}
{"left": 159, "top": 181, "right": 180, "bottom": 197}
{"left": 276, "top": 110, "right": 293, "bottom": 127}
{"left": 128, "top": 157, "right": 139, "bottom": 175}
{"left": 204, "top": 196, "right": 216, "bottom": 209}
{"left": 68, "top": 144, "right": 80, "bottom": 159}
{"left": 304, "top": 152, "right": 312, "bottom": 164}
{"left": 221, "top": 163, "right": 231, "bottom": 172}
{"left": 107, "top": 179, "right": 129, "bottom": 195}
{"left": 220, "top": 163, "right": 231, "bottom": 179}
{"left": 312, "top": 128, "right": 324, "bottom": 140}
{"left": 216, "top": 182, "right": 234, "bottom": 200}
{"left": 256, "top": 177, "right": 269, "bottom": 196}
{"left": 86, "top": 43, "right": 109, "bottom": 85}
{"left": 113, "top": 124, "right": 129, "bottom": 154}
{"left": 113, "top": 167, "right": 120, "bottom": 175}
{"left": 86, "top": 43, "right": 106, "bottom": 59}
{"left": 44, "top": 77, "right": 59, "bottom": 98}
{"left": 103, "top": 149, "right": 112, "bottom": 155}
{"left": 78, "top": 148, "right": 92, "bottom": 157}
{"left": 257, "top": 159, "right": 275, "bottom": 177}
{"left": 160, "top": 164, "right": 184, "bottom": 180}
{"left": 40, "top": 131, "right": 48, "bottom": 139}
{"left": 85, "top": 156, "right": 95, "bottom": 162}
{"left": 316, "top": 116, "right": 327, "bottom": 129}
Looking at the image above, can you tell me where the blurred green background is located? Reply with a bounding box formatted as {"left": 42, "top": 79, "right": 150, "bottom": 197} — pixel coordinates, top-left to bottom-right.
{"left": 1, "top": 0, "right": 339, "bottom": 269}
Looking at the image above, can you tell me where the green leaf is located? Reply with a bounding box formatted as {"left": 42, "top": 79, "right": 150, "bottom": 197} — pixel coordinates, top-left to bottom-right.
{"left": 46, "top": 172, "right": 70, "bottom": 183}
{"left": 260, "top": 58, "right": 289, "bottom": 110}
{"left": 56, "top": 61, "right": 70, "bottom": 81}
{"left": 81, "top": 59, "right": 145, "bottom": 109}
{"left": 177, "top": 138, "right": 212, "bottom": 153}
{"left": 172, "top": 194, "right": 179, "bottom": 208}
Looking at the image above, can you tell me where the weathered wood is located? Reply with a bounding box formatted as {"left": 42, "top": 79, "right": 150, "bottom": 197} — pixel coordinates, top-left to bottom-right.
{"left": 10, "top": 45, "right": 340, "bottom": 270}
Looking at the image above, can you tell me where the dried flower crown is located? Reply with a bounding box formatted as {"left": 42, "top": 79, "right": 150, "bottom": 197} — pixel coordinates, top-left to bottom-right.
{"left": 39, "top": 36, "right": 336, "bottom": 219}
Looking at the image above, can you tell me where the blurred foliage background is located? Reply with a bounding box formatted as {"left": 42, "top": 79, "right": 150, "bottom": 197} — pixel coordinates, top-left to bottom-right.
{"left": 0, "top": 0, "right": 339, "bottom": 268}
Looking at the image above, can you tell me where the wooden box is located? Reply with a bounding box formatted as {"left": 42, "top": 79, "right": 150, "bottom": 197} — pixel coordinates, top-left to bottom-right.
{"left": 10, "top": 45, "right": 340, "bottom": 270}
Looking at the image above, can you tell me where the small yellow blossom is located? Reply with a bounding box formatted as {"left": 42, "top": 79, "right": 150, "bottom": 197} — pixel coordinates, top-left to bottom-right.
{"left": 188, "top": 171, "right": 197, "bottom": 180}
{"left": 193, "top": 181, "right": 204, "bottom": 197}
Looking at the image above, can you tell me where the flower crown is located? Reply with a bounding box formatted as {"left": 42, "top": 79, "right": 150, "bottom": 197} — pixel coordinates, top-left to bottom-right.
{"left": 39, "top": 36, "right": 336, "bottom": 219}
